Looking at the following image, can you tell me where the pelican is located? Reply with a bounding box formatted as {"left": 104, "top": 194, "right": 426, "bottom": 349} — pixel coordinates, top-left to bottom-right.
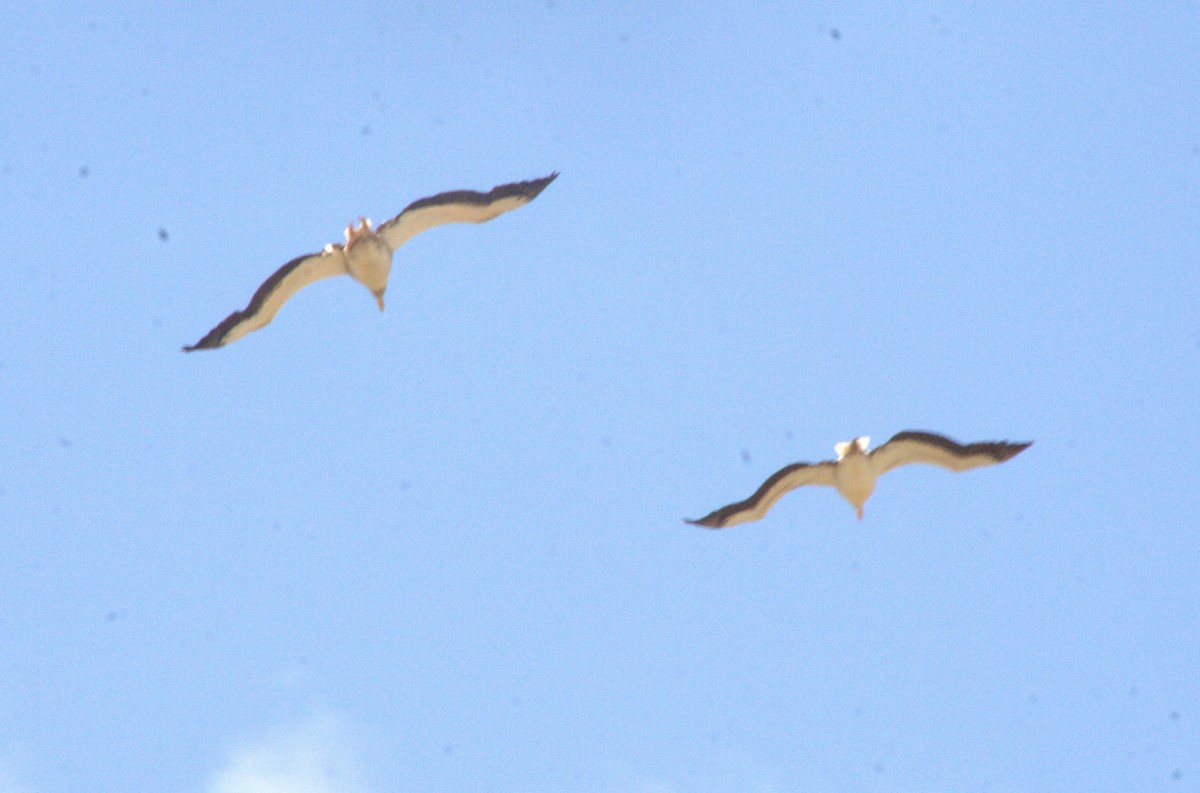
{"left": 183, "top": 172, "right": 557, "bottom": 351}
{"left": 687, "top": 430, "right": 1032, "bottom": 527}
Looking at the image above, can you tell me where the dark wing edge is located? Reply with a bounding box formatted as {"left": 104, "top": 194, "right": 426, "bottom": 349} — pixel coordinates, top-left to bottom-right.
{"left": 181, "top": 252, "right": 318, "bottom": 352}
{"left": 685, "top": 462, "right": 817, "bottom": 529}
{"left": 882, "top": 430, "right": 1033, "bottom": 463}
{"left": 378, "top": 172, "right": 559, "bottom": 233}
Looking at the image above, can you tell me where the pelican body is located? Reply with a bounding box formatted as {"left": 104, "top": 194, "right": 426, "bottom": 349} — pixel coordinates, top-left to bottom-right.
{"left": 343, "top": 217, "right": 391, "bottom": 310}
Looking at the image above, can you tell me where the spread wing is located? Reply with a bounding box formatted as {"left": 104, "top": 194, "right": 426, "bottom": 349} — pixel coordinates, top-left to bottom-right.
{"left": 182, "top": 246, "right": 348, "bottom": 351}
{"left": 686, "top": 461, "right": 837, "bottom": 529}
{"left": 869, "top": 430, "right": 1032, "bottom": 475}
{"left": 377, "top": 173, "right": 558, "bottom": 253}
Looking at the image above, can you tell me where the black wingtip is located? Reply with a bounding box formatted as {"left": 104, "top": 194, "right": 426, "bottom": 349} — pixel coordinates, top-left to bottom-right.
{"left": 520, "top": 171, "right": 558, "bottom": 200}
{"left": 181, "top": 335, "right": 223, "bottom": 353}
{"left": 1000, "top": 440, "right": 1034, "bottom": 460}
{"left": 684, "top": 516, "right": 726, "bottom": 529}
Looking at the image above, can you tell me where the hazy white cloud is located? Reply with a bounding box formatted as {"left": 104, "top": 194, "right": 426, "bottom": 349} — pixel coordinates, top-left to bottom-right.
{"left": 0, "top": 749, "right": 31, "bottom": 793}
{"left": 0, "top": 769, "right": 29, "bottom": 793}
{"left": 206, "top": 715, "right": 369, "bottom": 793}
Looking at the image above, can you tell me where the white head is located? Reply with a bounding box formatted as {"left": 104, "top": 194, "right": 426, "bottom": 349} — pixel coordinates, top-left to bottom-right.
{"left": 344, "top": 216, "right": 374, "bottom": 251}
{"left": 834, "top": 436, "right": 870, "bottom": 459}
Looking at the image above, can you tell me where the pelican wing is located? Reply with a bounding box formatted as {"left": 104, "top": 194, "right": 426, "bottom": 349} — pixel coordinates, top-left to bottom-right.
{"left": 686, "top": 461, "right": 837, "bottom": 529}
{"left": 377, "top": 173, "right": 558, "bottom": 252}
{"left": 870, "top": 430, "right": 1032, "bottom": 475}
{"left": 183, "top": 246, "right": 348, "bottom": 351}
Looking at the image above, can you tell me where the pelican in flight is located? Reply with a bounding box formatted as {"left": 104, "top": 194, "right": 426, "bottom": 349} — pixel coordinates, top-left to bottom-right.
{"left": 183, "top": 172, "right": 557, "bottom": 351}
{"left": 687, "top": 430, "right": 1031, "bottom": 527}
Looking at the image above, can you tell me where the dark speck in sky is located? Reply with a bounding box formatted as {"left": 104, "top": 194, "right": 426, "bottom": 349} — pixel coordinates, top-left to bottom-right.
{"left": 158, "top": 228, "right": 169, "bottom": 241}
{"left": 830, "top": 28, "right": 842, "bottom": 40}
{"left": 79, "top": 166, "right": 89, "bottom": 178}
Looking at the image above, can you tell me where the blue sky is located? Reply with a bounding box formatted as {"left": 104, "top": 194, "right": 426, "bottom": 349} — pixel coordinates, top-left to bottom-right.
{"left": 1, "top": 3, "right": 1197, "bottom": 792}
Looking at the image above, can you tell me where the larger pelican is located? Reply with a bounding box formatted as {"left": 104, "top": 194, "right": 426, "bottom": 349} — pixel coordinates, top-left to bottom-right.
{"left": 183, "top": 173, "right": 557, "bottom": 351}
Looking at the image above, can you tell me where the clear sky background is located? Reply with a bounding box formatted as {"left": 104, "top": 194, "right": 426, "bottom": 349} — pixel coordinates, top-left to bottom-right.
{"left": 1, "top": 3, "right": 1197, "bottom": 792}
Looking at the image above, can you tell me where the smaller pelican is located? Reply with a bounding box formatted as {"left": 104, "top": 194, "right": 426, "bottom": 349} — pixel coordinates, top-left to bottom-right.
{"left": 687, "top": 430, "right": 1032, "bottom": 527}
